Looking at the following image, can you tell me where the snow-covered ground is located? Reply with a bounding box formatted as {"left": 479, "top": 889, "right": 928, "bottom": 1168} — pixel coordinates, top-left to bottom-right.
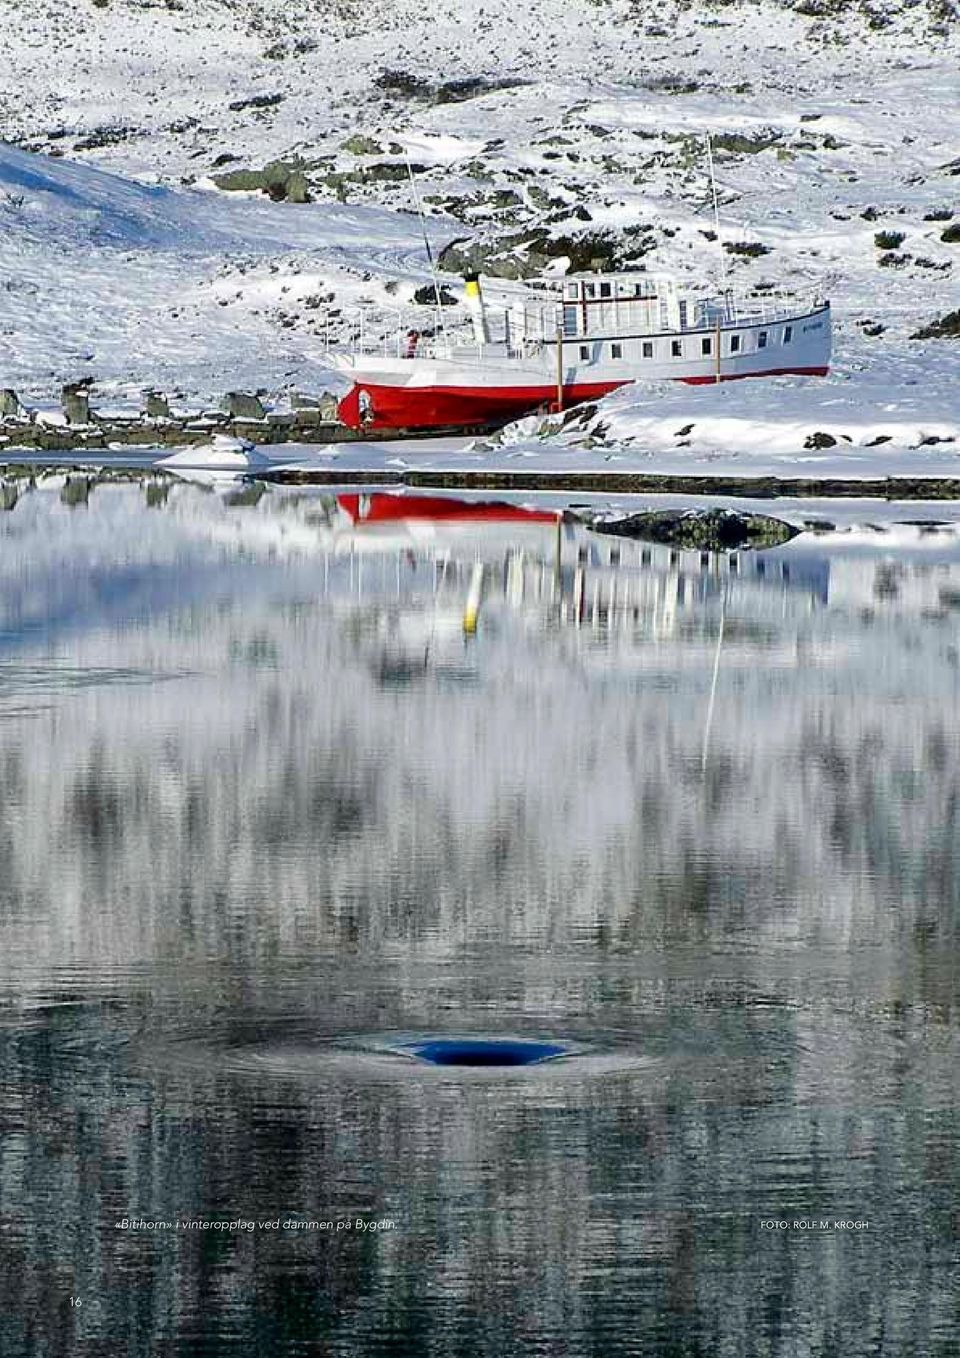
{"left": 1, "top": 0, "right": 958, "bottom": 465}
{"left": 0, "top": 141, "right": 442, "bottom": 402}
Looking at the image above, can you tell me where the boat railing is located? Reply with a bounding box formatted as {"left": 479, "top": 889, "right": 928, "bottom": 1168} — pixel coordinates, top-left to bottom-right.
{"left": 323, "top": 288, "right": 826, "bottom": 360}
{"left": 719, "top": 289, "right": 826, "bottom": 327}
{"left": 322, "top": 303, "right": 560, "bottom": 364}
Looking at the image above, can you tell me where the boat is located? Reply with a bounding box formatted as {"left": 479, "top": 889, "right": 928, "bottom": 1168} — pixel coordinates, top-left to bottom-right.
{"left": 331, "top": 271, "right": 832, "bottom": 432}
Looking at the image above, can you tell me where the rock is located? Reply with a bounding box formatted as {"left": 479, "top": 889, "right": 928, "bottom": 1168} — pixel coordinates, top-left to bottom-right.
{"left": 722, "top": 241, "right": 772, "bottom": 257}
{"left": 373, "top": 70, "right": 527, "bottom": 103}
{"left": 438, "top": 227, "right": 628, "bottom": 280}
{"left": 911, "top": 310, "right": 960, "bottom": 339}
{"left": 374, "top": 69, "right": 432, "bottom": 98}
{"left": 291, "top": 389, "right": 337, "bottom": 415}
{"left": 367, "top": 161, "right": 424, "bottom": 183}
{"left": 143, "top": 391, "right": 172, "bottom": 419}
{"left": 438, "top": 237, "right": 538, "bottom": 279}
{"left": 0, "top": 388, "right": 20, "bottom": 417}
{"left": 710, "top": 130, "right": 782, "bottom": 155}
{"left": 73, "top": 124, "right": 135, "bottom": 151}
{"left": 340, "top": 135, "right": 383, "bottom": 155}
{"left": 62, "top": 384, "right": 91, "bottom": 425}
{"left": 212, "top": 159, "right": 308, "bottom": 202}
{"left": 587, "top": 508, "right": 798, "bottom": 552}
{"left": 228, "top": 92, "right": 284, "bottom": 112}
{"left": 413, "top": 284, "right": 458, "bottom": 306}
{"left": 285, "top": 171, "right": 310, "bottom": 204}
{"left": 221, "top": 392, "right": 266, "bottom": 420}
{"left": 0, "top": 481, "right": 18, "bottom": 511}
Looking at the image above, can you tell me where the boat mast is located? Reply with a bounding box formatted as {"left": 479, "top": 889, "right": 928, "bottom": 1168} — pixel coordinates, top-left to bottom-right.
{"left": 705, "top": 134, "right": 729, "bottom": 301}
{"left": 405, "top": 154, "right": 446, "bottom": 342}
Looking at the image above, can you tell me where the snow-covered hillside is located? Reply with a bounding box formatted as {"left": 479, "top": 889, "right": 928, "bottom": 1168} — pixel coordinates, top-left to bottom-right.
{"left": 0, "top": 142, "right": 445, "bottom": 402}
{"left": 0, "top": 0, "right": 958, "bottom": 420}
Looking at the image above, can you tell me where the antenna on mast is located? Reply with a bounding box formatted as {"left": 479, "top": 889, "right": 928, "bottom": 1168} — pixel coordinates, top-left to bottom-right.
{"left": 705, "top": 134, "right": 729, "bottom": 297}
{"left": 405, "top": 153, "right": 445, "bottom": 338}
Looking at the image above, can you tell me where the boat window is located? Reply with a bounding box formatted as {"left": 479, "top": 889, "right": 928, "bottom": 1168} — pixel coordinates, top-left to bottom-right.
{"left": 758, "top": 330, "right": 768, "bottom": 349}
{"left": 584, "top": 283, "right": 596, "bottom": 299}
{"left": 642, "top": 341, "right": 654, "bottom": 359}
{"left": 730, "top": 334, "right": 741, "bottom": 353}
{"left": 784, "top": 325, "right": 793, "bottom": 343}
{"left": 634, "top": 284, "right": 644, "bottom": 297}
{"left": 701, "top": 337, "right": 712, "bottom": 356}
{"left": 565, "top": 282, "right": 579, "bottom": 299}
{"left": 611, "top": 343, "right": 623, "bottom": 359}
{"left": 579, "top": 345, "right": 590, "bottom": 361}
{"left": 671, "top": 340, "right": 682, "bottom": 358}
{"left": 600, "top": 283, "right": 612, "bottom": 299}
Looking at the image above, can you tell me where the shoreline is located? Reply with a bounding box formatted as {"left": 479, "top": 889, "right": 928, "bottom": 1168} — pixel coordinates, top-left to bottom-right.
{"left": 5, "top": 452, "right": 960, "bottom": 500}
{"left": 255, "top": 468, "right": 960, "bottom": 500}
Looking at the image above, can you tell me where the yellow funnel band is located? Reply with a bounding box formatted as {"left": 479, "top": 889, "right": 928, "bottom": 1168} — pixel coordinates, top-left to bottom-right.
{"left": 464, "top": 279, "right": 481, "bottom": 298}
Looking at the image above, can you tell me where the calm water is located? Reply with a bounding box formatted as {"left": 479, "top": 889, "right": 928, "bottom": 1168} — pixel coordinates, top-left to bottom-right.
{"left": 1, "top": 476, "right": 958, "bottom": 1356}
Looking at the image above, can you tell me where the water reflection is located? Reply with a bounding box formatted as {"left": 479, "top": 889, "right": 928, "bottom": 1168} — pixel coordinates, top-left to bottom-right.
{"left": 0, "top": 479, "right": 958, "bottom": 1355}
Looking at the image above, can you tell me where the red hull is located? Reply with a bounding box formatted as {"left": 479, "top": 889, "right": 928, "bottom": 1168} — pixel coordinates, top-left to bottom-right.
{"left": 338, "top": 492, "right": 559, "bottom": 525}
{"left": 337, "top": 380, "right": 625, "bottom": 431}
{"left": 337, "top": 368, "right": 831, "bottom": 432}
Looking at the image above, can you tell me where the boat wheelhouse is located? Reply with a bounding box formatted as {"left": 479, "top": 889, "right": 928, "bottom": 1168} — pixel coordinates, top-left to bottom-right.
{"left": 331, "top": 271, "right": 831, "bottom": 432}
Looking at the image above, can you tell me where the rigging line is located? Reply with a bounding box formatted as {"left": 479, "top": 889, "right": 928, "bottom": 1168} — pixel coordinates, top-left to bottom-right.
{"left": 404, "top": 154, "right": 446, "bottom": 340}
{"left": 704, "top": 134, "right": 729, "bottom": 299}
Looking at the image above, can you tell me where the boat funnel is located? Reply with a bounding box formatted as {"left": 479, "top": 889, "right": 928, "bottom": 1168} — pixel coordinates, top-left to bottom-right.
{"left": 464, "top": 273, "right": 490, "bottom": 346}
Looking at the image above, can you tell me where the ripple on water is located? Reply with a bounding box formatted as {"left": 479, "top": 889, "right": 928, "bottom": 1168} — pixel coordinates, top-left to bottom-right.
{"left": 136, "top": 1029, "right": 657, "bottom": 1084}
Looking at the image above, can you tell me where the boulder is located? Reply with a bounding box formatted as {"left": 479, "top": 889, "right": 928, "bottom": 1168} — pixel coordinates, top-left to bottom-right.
{"left": 212, "top": 159, "right": 310, "bottom": 202}
{"left": 587, "top": 508, "right": 798, "bottom": 552}
{"left": 143, "top": 391, "right": 172, "bottom": 419}
{"left": 340, "top": 135, "right": 383, "bottom": 155}
{"left": 221, "top": 391, "right": 266, "bottom": 420}
{"left": 61, "top": 384, "right": 91, "bottom": 425}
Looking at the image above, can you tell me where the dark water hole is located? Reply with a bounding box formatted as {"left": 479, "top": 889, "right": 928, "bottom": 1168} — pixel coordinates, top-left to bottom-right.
{"left": 399, "top": 1037, "right": 568, "bottom": 1067}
